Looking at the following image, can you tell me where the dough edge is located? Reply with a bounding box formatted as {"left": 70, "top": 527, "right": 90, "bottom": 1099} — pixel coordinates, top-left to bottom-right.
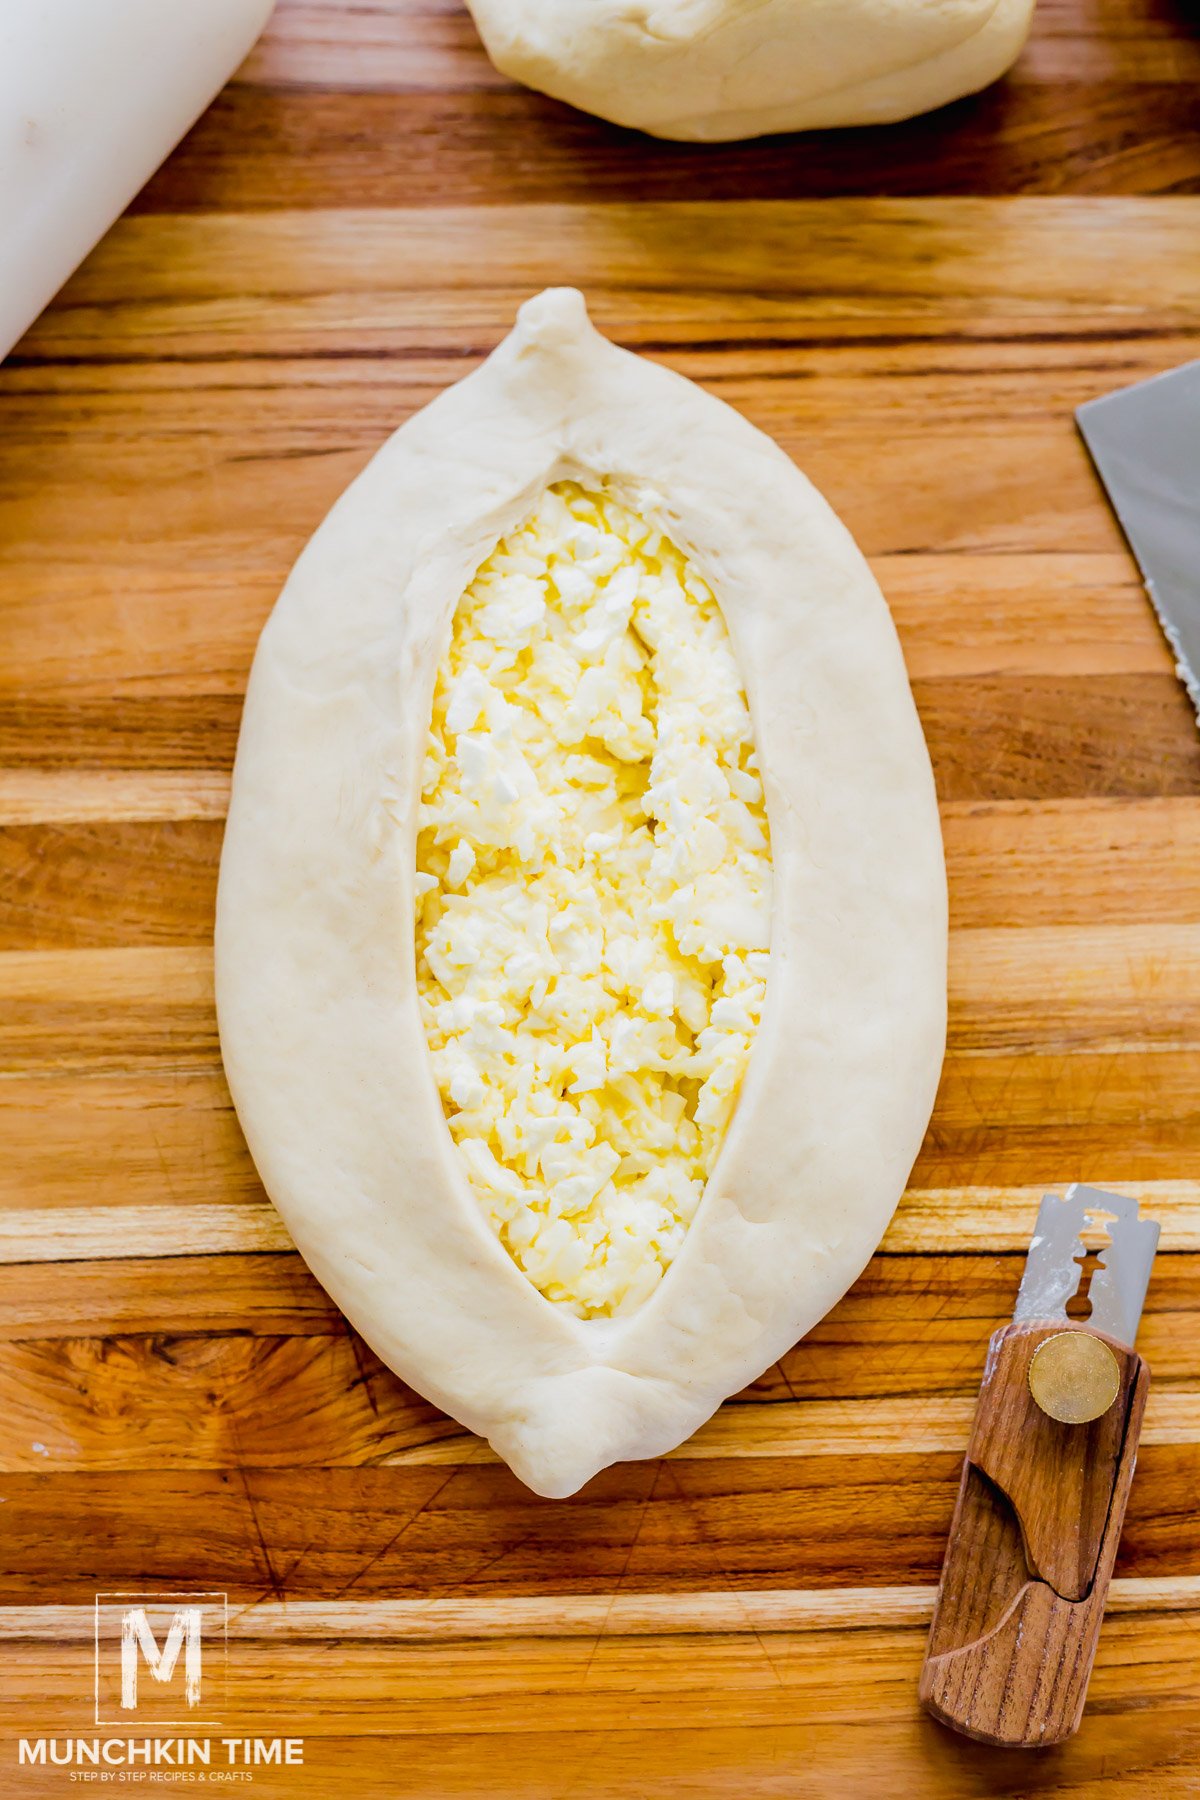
{"left": 465, "top": 0, "right": 1036, "bottom": 140}
{"left": 215, "top": 288, "right": 948, "bottom": 1498}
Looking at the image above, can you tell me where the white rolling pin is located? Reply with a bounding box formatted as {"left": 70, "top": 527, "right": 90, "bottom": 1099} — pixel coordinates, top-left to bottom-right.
{"left": 0, "top": 0, "right": 275, "bottom": 362}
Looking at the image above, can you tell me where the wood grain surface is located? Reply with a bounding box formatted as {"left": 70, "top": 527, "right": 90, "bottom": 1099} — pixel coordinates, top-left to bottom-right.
{"left": 2, "top": 0, "right": 1200, "bottom": 1792}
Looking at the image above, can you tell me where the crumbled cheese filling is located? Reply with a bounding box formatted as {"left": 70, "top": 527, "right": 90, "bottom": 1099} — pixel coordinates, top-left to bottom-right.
{"left": 415, "top": 481, "right": 772, "bottom": 1318}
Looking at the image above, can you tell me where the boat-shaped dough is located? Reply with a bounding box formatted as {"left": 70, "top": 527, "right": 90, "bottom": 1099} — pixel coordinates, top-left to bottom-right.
{"left": 463, "top": 0, "right": 1036, "bottom": 141}
{"left": 216, "top": 289, "right": 947, "bottom": 1497}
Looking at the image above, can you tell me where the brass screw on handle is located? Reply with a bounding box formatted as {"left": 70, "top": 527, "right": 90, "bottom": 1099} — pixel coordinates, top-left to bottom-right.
{"left": 1028, "top": 1331, "right": 1122, "bottom": 1424}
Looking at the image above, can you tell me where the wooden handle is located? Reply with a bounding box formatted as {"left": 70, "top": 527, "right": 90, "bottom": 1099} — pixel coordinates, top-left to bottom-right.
{"left": 919, "top": 1320, "right": 1150, "bottom": 1748}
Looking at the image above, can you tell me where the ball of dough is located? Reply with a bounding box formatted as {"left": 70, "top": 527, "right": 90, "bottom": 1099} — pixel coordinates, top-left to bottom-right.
{"left": 464, "top": 0, "right": 1036, "bottom": 140}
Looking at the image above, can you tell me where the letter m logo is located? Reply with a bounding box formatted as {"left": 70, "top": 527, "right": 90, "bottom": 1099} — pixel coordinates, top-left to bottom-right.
{"left": 121, "top": 1606, "right": 202, "bottom": 1710}
{"left": 95, "top": 1593, "right": 227, "bottom": 1726}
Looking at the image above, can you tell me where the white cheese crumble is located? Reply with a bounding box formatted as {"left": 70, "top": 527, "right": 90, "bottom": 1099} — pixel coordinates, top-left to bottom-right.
{"left": 415, "top": 481, "right": 772, "bottom": 1318}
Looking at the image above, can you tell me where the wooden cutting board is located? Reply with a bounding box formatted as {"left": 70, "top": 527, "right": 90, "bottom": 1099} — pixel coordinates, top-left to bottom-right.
{"left": 2, "top": 1, "right": 1200, "bottom": 1792}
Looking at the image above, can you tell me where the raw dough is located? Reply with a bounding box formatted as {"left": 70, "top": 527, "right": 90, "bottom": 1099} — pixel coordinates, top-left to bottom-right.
{"left": 463, "top": 0, "right": 1036, "bottom": 140}
{"left": 216, "top": 289, "right": 947, "bottom": 1497}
